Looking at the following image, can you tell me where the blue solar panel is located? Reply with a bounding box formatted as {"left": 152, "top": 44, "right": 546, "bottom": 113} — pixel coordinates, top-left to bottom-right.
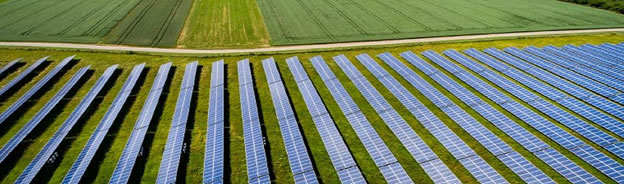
{"left": 378, "top": 52, "right": 553, "bottom": 183}
{"left": 0, "top": 66, "right": 88, "bottom": 165}
{"left": 543, "top": 46, "right": 624, "bottom": 82}
{"left": 309, "top": 56, "right": 414, "bottom": 183}
{"left": 334, "top": 54, "right": 460, "bottom": 183}
{"left": 109, "top": 63, "right": 171, "bottom": 184}
{"left": 524, "top": 46, "right": 624, "bottom": 93}
{"left": 0, "top": 56, "right": 46, "bottom": 97}
{"left": 16, "top": 65, "right": 117, "bottom": 184}
{"left": 237, "top": 59, "right": 270, "bottom": 184}
{"left": 0, "top": 58, "right": 20, "bottom": 77}
{"left": 418, "top": 50, "right": 602, "bottom": 183}
{"left": 286, "top": 56, "right": 364, "bottom": 183}
{"left": 156, "top": 61, "right": 197, "bottom": 184}
{"left": 576, "top": 45, "right": 624, "bottom": 68}
{"left": 562, "top": 45, "right": 624, "bottom": 72}
{"left": 439, "top": 50, "right": 624, "bottom": 182}
{"left": 262, "top": 58, "right": 318, "bottom": 184}
{"left": 63, "top": 63, "right": 145, "bottom": 184}
{"left": 204, "top": 60, "right": 225, "bottom": 184}
{"left": 0, "top": 55, "right": 73, "bottom": 125}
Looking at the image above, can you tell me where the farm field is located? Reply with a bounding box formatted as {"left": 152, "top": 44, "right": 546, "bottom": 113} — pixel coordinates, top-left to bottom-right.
{"left": 0, "top": 33, "right": 623, "bottom": 183}
{"left": 256, "top": 0, "right": 624, "bottom": 45}
{"left": 103, "top": 0, "right": 194, "bottom": 47}
{"left": 177, "top": 0, "right": 270, "bottom": 49}
{"left": 0, "top": 0, "right": 142, "bottom": 43}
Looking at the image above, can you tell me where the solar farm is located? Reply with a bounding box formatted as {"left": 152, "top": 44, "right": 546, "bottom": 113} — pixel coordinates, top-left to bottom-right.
{"left": 0, "top": 33, "right": 623, "bottom": 183}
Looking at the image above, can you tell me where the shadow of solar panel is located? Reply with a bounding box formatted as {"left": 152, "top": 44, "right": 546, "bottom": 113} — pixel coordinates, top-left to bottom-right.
{"left": 0, "top": 58, "right": 21, "bottom": 77}
{"left": 0, "top": 57, "right": 46, "bottom": 97}
{"left": 0, "top": 65, "right": 88, "bottom": 165}
{"left": 109, "top": 62, "right": 171, "bottom": 184}
{"left": 157, "top": 61, "right": 197, "bottom": 184}
{"left": 16, "top": 65, "right": 116, "bottom": 184}
{"left": 0, "top": 56, "right": 71, "bottom": 125}
{"left": 237, "top": 59, "right": 271, "bottom": 183}
{"left": 63, "top": 63, "right": 145, "bottom": 184}
{"left": 262, "top": 58, "right": 318, "bottom": 184}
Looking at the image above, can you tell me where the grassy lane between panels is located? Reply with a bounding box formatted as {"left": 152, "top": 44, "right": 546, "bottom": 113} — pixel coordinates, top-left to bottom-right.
{"left": 178, "top": 0, "right": 270, "bottom": 49}
{"left": 0, "top": 33, "right": 623, "bottom": 183}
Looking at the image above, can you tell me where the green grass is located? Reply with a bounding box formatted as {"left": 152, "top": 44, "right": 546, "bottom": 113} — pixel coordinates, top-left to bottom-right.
{"left": 103, "top": 0, "right": 194, "bottom": 47}
{"left": 0, "top": 0, "right": 142, "bottom": 43}
{"left": 256, "top": 0, "right": 624, "bottom": 46}
{"left": 0, "top": 33, "right": 623, "bottom": 183}
{"left": 177, "top": 0, "right": 270, "bottom": 49}
{"left": 561, "top": 0, "right": 624, "bottom": 14}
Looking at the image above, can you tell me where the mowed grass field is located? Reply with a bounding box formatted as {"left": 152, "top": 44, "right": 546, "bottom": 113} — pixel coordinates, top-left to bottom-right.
{"left": 256, "top": 0, "right": 624, "bottom": 45}
{"left": 178, "top": 0, "right": 270, "bottom": 49}
{"left": 0, "top": 33, "right": 623, "bottom": 183}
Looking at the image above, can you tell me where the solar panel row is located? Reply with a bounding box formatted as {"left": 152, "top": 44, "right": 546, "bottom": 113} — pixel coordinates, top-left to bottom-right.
{"left": 580, "top": 44, "right": 624, "bottom": 70}
{"left": 0, "top": 58, "right": 21, "bottom": 77}
{"left": 0, "top": 56, "right": 70, "bottom": 125}
{"left": 109, "top": 63, "right": 171, "bottom": 184}
{"left": 63, "top": 63, "right": 145, "bottom": 184}
{"left": 496, "top": 48, "right": 624, "bottom": 121}
{"left": 286, "top": 56, "right": 365, "bottom": 183}
{"left": 489, "top": 48, "right": 624, "bottom": 137}
{"left": 157, "top": 61, "right": 198, "bottom": 184}
{"left": 0, "top": 57, "right": 46, "bottom": 97}
{"left": 595, "top": 44, "right": 624, "bottom": 61}
{"left": 309, "top": 56, "right": 412, "bottom": 183}
{"left": 352, "top": 54, "right": 506, "bottom": 183}
{"left": 333, "top": 54, "right": 456, "bottom": 184}
{"left": 440, "top": 50, "right": 624, "bottom": 182}
{"left": 378, "top": 52, "right": 554, "bottom": 183}
{"left": 562, "top": 45, "right": 624, "bottom": 73}
{"left": 237, "top": 59, "right": 270, "bottom": 184}
{"left": 543, "top": 46, "right": 624, "bottom": 83}
{"left": 0, "top": 66, "right": 89, "bottom": 165}
{"left": 204, "top": 60, "right": 226, "bottom": 184}
{"left": 419, "top": 50, "right": 602, "bottom": 183}
{"left": 262, "top": 58, "right": 318, "bottom": 184}
{"left": 16, "top": 65, "right": 117, "bottom": 184}
{"left": 524, "top": 46, "right": 624, "bottom": 95}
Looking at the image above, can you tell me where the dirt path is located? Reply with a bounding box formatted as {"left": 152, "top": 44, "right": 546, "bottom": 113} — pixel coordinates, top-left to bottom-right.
{"left": 1, "top": 28, "right": 623, "bottom": 54}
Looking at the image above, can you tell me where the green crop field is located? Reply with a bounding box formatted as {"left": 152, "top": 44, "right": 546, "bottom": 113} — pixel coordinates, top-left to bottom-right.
{"left": 0, "top": 33, "right": 623, "bottom": 183}
{"left": 177, "top": 0, "right": 270, "bottom": 49}
{"left": 103, "top": 0, "right": 194, "bottom": 47}
{"left": 0, "top": 0, "right": 143, "bottom": 43}
{"left": 256, "top": 0, "right": 624, "bottom": 45}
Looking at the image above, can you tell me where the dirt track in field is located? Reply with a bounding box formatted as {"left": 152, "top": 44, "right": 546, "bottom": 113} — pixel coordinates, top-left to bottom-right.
{"left": 1, "top": 28, "right": 623, "bottom": 55}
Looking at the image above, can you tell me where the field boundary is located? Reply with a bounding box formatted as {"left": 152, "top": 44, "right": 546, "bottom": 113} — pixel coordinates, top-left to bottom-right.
{"left": 0, "top": 28, "right": 623, "bottom": 55}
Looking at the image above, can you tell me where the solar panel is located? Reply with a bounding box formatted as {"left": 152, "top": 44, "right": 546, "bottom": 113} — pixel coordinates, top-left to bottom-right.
{"left": 204, "top": 60, "right": 225, "bottom": 184}
{"left": 378, "top": 52, "right": 553, "bottom": 183}
{"left": 0, "top": 56, "right": 70, "bottom": 125}
{"left": 420, "top": 51, "right": 600, "bottom": 183}
{"left": 562, "top": 45, "right": 624, "bottom": 72}
{"left": 599, "top": 43, "right": 624, "bottom": 59}
{"left": 0, "top": 58, "right": 21, "bottom": 77}
{"left": 157, "top": 61, "right": 198, "bottom": 184}
{"left": 63, "top": 63, "right": 145, "bottom": 184}
{"left": 353, "top": 53, "right": 506, "bottom": 183}
{"left": 0, "top": 66, "right": 89, "bottom": 165}
{"left": 494, "top": 48, "right": 624, "bottom": 138}
{"left": 543, "top": 46, "right": 624, "bottom": 82}
{"left": 15, "top": 65, "right": 117, "bottom": 184}
{"left": 237, "top": 59, "right": 270, "bottom": 183}
{"left": 308, "top": 56, "right": 413, "bottom": 183}
{"left": 109, "top": 62, "right": 171, "bottom": 184}
{"left": 0, "top": 56, "right": 46, "bottom": 97}
{"left": 575, "top": 45, "right": 624, "bottom": 67}
{"left": 524, "top": 46, "right": 624, "bottom": 93}
{"left": 262, "top": 58, "right": 318, "bottom": 184}
{"left": 438, "top": 50, "right": 624, "bottom": 182}
{"left": 286, "top": 56, "right": 364, "bottom": 183}
{"left": 333, "top": 54, "right": 458, "bottom": 183}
